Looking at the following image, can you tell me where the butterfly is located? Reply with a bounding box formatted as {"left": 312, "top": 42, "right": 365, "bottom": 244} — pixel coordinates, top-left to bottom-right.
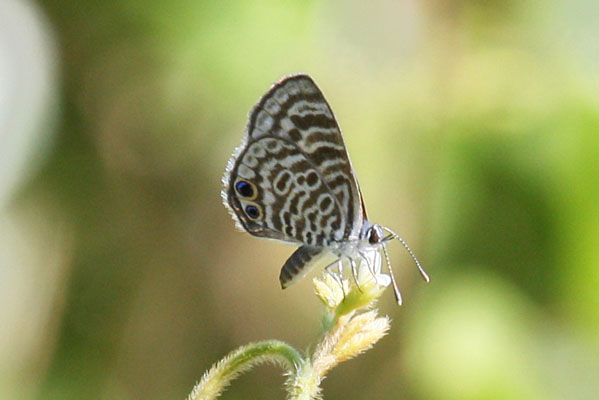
{"left": 222, "top": 74, "right": 429, "bottom": 304}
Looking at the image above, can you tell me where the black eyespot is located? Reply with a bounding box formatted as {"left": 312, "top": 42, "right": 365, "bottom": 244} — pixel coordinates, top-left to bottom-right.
{"left": 236, "top": 181, "right": 254, "bottom": 198}
{"left": 245, "top": 205, "right": 260, "bottom": 219}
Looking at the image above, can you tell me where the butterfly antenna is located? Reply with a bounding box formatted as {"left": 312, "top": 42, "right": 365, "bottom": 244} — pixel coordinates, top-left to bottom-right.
{"left": 383, "top": 226, "right": 430, "bottom": 283}
{"left": 382, "top": 243, "right": 402, "bottom": 305}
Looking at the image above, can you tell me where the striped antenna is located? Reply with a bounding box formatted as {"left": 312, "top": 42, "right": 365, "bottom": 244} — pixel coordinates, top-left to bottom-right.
{"left": 381, "top": 244, "right": 402, "bottom": 305}
{"left": 382, "top": 226, "right": 430, "bottom": 283}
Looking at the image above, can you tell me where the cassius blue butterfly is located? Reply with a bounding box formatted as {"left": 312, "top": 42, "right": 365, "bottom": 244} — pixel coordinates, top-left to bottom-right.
{"left": 222, "top": 74, "right": 429, "bottom": 304}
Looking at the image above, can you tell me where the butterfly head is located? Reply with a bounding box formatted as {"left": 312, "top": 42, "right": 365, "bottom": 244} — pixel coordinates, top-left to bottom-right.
{"left": 359, "top": 222, "right": 385, "bottom": 247}
{"left": 366, "top": 224, "right": 384, "bottom": 246}
{"left": 357, "top": 222, "right": 430, "bottom": 305}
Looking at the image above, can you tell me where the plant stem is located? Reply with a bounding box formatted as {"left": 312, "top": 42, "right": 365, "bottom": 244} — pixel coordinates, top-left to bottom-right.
{"left": 187, "top": 340, "right": 302, "bottom": 400}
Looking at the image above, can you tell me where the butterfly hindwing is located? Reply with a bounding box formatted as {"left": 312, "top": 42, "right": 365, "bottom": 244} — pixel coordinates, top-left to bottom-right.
{"left": 226, "top": 135, "right": 347, "bottom": 247}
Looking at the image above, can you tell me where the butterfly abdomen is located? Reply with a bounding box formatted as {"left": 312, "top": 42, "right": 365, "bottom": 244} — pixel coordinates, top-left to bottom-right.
{"left": 279, "top": 245, "right": 328, "bottom": 289}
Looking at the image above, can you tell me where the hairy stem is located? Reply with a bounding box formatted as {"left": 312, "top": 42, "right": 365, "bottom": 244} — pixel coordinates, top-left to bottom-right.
{"left": 187, "top": 340, "right": 302, "bottom": 400}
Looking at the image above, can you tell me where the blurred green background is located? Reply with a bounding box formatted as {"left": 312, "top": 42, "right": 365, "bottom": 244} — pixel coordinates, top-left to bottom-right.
{"left": 1, "top": 0, "right": 597, "bottom": 399}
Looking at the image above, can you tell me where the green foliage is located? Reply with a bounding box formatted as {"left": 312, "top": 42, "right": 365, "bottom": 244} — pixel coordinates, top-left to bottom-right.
{"left": 3, "top": 0, "right": 597, "bottom": 399}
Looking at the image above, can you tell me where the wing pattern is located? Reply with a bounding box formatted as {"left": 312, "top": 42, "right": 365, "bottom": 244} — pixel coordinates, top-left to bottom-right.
{"left": 223, "top": 74, "right": 364, "bottom": 247}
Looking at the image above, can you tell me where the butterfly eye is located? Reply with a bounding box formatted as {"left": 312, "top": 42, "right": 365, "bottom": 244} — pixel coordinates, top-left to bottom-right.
{"left": 368, "top": 227, "right": 381, "bottom": 244}
{"left": 235, "top": 180, "right": 258, "bottom": 200}
{"left": 245, "top": 204, "right": 261, "bottom": 220}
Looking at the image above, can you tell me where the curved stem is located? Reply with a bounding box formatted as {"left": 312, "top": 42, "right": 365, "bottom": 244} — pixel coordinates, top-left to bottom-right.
{"left": 187, "top": 340, "right": 302, "bottom": 400}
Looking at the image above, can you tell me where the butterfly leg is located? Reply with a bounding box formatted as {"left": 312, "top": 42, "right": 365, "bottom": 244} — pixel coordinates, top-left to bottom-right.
{"left": 358, "top": 250, "right": 378, "bottom": 283}
{"left": 324, "top": 258, "right": 346, "bottom": 298}
{"left": 349, "top": 257, "right": 363, "bottom": 293}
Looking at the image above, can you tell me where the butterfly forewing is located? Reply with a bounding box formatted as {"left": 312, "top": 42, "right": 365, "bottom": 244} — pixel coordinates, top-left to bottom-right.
{"left": 223, "top": 74, "right": 364, "bottom": 248}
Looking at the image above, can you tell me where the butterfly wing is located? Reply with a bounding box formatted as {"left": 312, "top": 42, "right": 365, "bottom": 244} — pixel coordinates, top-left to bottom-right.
{"left": 222, "top": 74, "right": 365, "bottom": 247}
{"left": 224, "top": 134, "right": 349, "bottom": 246}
